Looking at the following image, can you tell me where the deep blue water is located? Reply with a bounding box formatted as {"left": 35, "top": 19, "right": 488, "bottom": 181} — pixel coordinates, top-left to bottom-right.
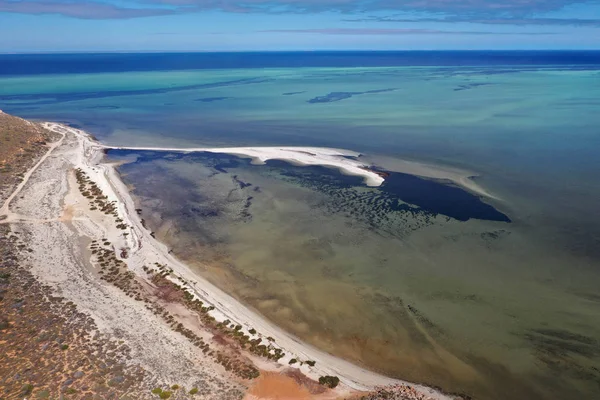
{"left": 1, "top": 51, "right": 600, "bottom": 76}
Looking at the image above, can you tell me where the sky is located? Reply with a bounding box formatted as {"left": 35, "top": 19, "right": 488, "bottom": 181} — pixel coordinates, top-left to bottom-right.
{"left": 0, "top": 0, "right": 599, "bottom": 51}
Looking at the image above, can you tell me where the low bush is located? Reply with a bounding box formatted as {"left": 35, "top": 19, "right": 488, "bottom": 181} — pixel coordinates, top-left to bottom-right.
{"left": 318, "top": 375, "right": 340, "bottom": 389}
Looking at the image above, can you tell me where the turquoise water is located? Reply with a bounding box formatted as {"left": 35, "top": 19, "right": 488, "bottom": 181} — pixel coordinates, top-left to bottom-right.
{"left": 2, "top": 58, "right": 600, "bottom": 399}
{"left": 3, "top": 65, "right": 599, "bottom": 250}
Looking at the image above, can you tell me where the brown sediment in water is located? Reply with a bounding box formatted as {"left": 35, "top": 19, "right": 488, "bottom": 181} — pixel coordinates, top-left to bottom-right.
{"left": 113, "top": 146, "right": 600, "bottom": 400}
{"left": 163, "top": 238, "right": 482, "bottom": 395}
{"left": 125, "top": 172, "right": 488, "bottom": 397}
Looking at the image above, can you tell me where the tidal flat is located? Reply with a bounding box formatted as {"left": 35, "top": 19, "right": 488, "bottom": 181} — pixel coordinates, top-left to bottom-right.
{"left": 109, "top": 149, "right": 600, "bottom": 400}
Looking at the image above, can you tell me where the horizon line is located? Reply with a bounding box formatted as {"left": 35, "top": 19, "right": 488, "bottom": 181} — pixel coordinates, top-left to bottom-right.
{"left": 2, "top": 49, "right": 600, "bottom": 55}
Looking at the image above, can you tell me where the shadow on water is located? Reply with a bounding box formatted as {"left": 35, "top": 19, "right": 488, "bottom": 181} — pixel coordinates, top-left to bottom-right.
{"left": 379, "top": 171, "right": 510, "bottom": 222}
{"left": 110, "top": 149, "right": 509, "bottom": 223}
{"left": 264, "top": 159, "right": 510, "bottom": 223}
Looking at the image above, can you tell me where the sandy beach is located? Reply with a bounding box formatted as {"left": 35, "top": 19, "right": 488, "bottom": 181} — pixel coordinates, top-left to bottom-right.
{"left": 1, "top": 118, "right": 454, "bottom": 399}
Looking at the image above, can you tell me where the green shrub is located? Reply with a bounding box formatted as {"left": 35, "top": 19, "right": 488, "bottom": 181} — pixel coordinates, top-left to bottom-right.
{"left": 189, "top": 388, "right": 199, "bottom": 395}
{"left": 159, "top": 391, "right": 172, "bottom": 399}
{"left": 306, "top": 360, "right": 316, "bottom": 367}
{"left": 289, "top": 358, "right": 298, "bottom": 365}
{"left": 61, "top": 344, "right": 69, "bottom": 350}
{"left": 151, "top": 388, "right": 162, "bottom": 395}
{"left": 318, "top": 375, "right": 340, "bottom": 389}
{"left": 171, "top": 384, "right": 179, "bottom": 390}
{"left": 21, "top": 384, "right": 34, "bottom": 395}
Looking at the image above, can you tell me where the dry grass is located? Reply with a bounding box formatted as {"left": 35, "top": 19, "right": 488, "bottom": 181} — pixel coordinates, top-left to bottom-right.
{"left": 0, "top": 113, "right": 58, "bottom": 205}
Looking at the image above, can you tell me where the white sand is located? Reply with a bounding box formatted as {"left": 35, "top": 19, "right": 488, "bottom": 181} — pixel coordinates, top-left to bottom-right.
{"left": 105, "top": 142, "right": 499, "bottom": 200}
{"left": 105, "top": 145, "right": 386, "bottom": 187}
{"left": 2, "top": 120, "right": 452, "bottom": 399}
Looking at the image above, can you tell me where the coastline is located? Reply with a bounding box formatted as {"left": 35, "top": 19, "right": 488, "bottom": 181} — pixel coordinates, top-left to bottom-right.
{"left": 1, "top": 113, "right": 461, "bottom": 398}
{"left": 29, "top": 122, "right": 453, "bottom": 399}
{"left": 3, "top": 50, "right": 599, "bottom": 400}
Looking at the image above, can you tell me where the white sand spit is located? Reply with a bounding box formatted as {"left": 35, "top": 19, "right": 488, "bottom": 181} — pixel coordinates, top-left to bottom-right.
{"left": 105, "top": 145, "right": 386, "bottom": 187}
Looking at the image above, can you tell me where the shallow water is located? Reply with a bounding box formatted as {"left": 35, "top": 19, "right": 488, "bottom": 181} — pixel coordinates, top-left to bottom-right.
{"left": 2, "top": 52, "right": 600, "bottom": 399}
{"left": 108, "top": 149, "right": 600, "bottom": 400}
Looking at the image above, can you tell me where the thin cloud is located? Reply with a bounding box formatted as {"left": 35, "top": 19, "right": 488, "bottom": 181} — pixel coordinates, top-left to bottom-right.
{"left": 259, "top": 28, "right": 555, "bottom": 35}
{"left": 0, "top": 0, "right": 177, "bottom": 19}
{"left": 0, "top": 0, "right": 596, "bottom": 20}
{"left": 142, "top": 0, "right": 595, "bottom": 16}
{"left": 345, "top": 16, "right": 600, "bottom": 27}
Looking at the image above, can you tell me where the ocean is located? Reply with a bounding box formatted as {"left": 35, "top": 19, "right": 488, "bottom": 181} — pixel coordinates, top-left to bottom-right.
{"left": 1, "top": 51, "right": 600, "bottom": 399}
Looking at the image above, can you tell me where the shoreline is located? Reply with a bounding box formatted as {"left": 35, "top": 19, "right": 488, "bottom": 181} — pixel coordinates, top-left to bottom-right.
{"left": 1, "top": 115, "right": 455, "bottom": 399}
{"left": 45, "top": 122, "right": 452, "bottom": 398}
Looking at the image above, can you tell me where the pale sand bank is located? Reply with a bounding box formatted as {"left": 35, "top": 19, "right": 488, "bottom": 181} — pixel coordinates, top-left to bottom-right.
{"left": 105, "top": 144, "right": 497, "bottom": 199}
{"left": 2, "top": 120, "right": 454, "bottom": 399}
{"left": 363, "top": 154, "right": 498, "bottom": 200}
{"left": 105, "top": 145, "right": 386, "bottom": 187}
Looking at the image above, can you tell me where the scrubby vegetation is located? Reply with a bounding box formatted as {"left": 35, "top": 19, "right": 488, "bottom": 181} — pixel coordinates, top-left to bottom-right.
{"left": 75, "top": 151, "right": 339, "bottom": 388}
{"left": 0, "top": 115, "right": 248, "bottom": 399}
{"left": 356, "top": 384, "right": 440, "bottom": 400}
{"left": 77, "top": 172, "right": 261, "bottom": 381}
{"left": 75, "top": 168, "right": 124, "bottom": 228}
{"left": 0, "top": 113, "right": 58, "bottom": 205}
{"left": 0, "top": 225, "right": 146, "bottom": 399}
{"left": 89, "top": 237, "right": 260, "bottom": 381}
{"left": 318, "top": 375, "right": 340, "bottom": 389}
